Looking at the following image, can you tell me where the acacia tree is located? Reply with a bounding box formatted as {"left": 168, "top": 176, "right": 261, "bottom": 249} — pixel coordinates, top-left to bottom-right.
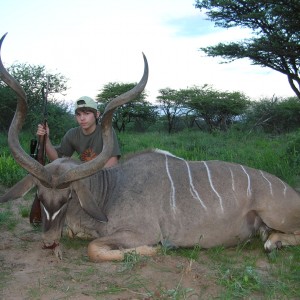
{"left": 183, "top": 85, "right": 250, "bottom": 131}
{"left": 0, "top": 62, "right": 69, "bottom": 132}
{"left": 96, "top": 82, "right": 156, "bottom": 132}
{"left": 245, "top": 96, "right": 300, "bottom": 134}
{"left": 194, "top": 0, "right": 300, "bottom": 98}
{"left": 156, "top": 88, "right": 188, "bottom": 133}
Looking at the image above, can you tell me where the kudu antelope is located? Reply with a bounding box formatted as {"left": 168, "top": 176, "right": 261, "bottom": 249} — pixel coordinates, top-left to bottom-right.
{"left": 1, "top": 33, "right": 300, "bottom": 262}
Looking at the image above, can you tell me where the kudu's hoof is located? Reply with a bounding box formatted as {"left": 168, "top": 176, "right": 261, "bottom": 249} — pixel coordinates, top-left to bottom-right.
{"left": 264, "top": 239, "right": 282, "bottom": 252}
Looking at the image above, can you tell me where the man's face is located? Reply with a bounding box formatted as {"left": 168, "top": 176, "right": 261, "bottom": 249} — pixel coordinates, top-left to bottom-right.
{"left": 75, "top": 109, "right": 99, "bottom": 131}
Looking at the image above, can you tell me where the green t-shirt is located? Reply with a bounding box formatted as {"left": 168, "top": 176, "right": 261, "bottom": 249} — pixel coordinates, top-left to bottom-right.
{"left": 55, "top": 124, "right": 121, "bottom": 162}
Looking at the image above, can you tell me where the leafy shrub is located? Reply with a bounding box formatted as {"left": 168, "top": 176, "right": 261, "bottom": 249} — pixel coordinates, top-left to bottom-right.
{"left": 245, "top": 97, "right": 300, "bottom": 134}
{"left": 0, "top": 154, "right": 27, "bottom": 186}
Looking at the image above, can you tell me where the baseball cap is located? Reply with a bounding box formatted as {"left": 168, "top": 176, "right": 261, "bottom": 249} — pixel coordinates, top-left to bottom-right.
{"left": 75, "top": 96, "right": 98, "bottom": 111}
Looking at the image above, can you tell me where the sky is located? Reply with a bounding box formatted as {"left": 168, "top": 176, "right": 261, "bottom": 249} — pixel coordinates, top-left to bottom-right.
{"left": 0, "top": 0, "right": 295, "bottom": 105}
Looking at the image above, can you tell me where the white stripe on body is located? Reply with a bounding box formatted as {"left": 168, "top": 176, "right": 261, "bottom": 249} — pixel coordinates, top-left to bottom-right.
{"left": 260, "top": 170, "right": 274, "bottom": 197}
{"left": 184, "top": 160, "right": 207, "bottom": 210}
{"left": 159, "top": 149, "right": 208, "bottom": 211}
{"left": 258, "top": 169, "right": 287, "bottom": 198}
{"left": 155, "top": 149, "right": 177, "bottom": 157}
{"left": 240, "top": 165, "right": 252, "bottom": 198}
{"left": 277, "top": 178, "right": 287, "bottom": 197}
{"left": 164, "top": 154, "right": 176, "bottom": 212}
{"left": 203, "top": 161, "right": 224, "bottom": 213}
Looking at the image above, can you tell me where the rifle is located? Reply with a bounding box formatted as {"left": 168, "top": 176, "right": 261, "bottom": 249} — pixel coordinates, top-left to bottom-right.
{"left": 29, "top": 76, "right": 49, "bottom": 225}
{"left": 30, "top": 76, "right": 49, "bottom": 164}
{"left": 36, "top": 76, "right": 49, "bottom": 165}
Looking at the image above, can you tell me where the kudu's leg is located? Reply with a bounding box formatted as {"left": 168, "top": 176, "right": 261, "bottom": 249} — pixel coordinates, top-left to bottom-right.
{"left": 264, "top": 232, "right": 300, "bottom": 252}
{"left": 254, "top": 188, "right": 300, "bottom": 251}
{"left": 87, "top": 232, "right": 158, "bottom": 262}
{"left": 88, "top": 242, "right": 157, "bottom": 261}
{"left": 258, "top": 223, "right": 273, "bottom": 242}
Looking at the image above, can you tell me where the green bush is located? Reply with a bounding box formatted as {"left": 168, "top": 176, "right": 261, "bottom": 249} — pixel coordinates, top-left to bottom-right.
{"left": 285, "top": 130, "right": 300, "bottom": 174}
{"left": 245, "top": 97, "right": 300, "bottom": 134}
{"left": 0, "top": 153, "right": 27, "bottom": 186}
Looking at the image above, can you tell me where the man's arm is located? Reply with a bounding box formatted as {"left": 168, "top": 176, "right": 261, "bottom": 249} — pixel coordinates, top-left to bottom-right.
{"left": 44, "top": 136, "right": 59, "bottom": 161}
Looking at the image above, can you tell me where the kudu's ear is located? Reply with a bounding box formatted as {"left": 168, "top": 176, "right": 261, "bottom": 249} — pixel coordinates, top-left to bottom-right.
{"left": 0, "top": 175, "right": 35, "bottom": 203}
{"left": 71, "top": 181, "right": 108, "bottom": 223}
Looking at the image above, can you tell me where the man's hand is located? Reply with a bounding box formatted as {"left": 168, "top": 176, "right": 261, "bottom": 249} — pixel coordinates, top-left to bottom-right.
{"left": 37, "top": 123, "right": 49, "bottom": 137}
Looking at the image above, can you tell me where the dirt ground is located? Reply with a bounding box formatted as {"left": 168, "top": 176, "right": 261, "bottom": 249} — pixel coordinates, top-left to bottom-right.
{"left": 0, "top": 197, "right": 276, "bottom": 300}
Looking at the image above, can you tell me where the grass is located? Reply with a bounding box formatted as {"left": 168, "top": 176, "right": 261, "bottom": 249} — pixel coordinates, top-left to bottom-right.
{"left": 0, "top": 153, "right": 27, "bottom": 187}
{"left": 157, "top": 237, "right": 300, "bottom": 299}
{"left": 150, "top": 284, "right": 194, "bottom": 299}
{"left": 60, "top": 236, "right": 90, "bottom": 250}
{"left": 19, "top": 204, "right": 30, "bottom": 218}
{"left": 0, "top": 192, "right": 32, "bottom": 232}
{"left": 120, "top": 251, "right": 150, "bottom": 272}
{"left": 118, "top": 129, "right": 299, "bottom": 186}
{"left": 0, "top": 128, "right": 299, "bottom": 186}
{"left": 1, "top": 128, "right": 300, "bottom": 299}
{"left": 203, "top": 239, "right": 300, "bottom": 299}
{"left": 0, "top": 204, "right": 18, "bottom": 230}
